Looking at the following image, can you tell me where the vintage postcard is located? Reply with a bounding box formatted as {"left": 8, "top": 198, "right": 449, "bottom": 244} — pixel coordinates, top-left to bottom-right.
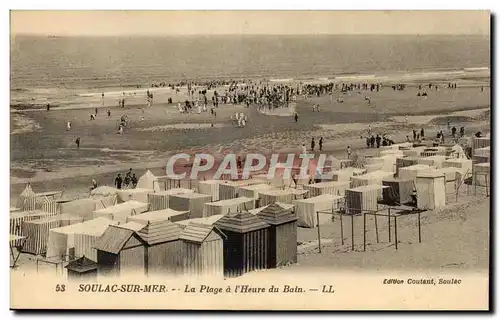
{"left": 9, "top": 10, "right": 491, "bottom": 310}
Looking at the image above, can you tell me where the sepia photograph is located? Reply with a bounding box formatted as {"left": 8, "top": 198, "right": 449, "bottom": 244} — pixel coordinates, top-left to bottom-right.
{"left": 8, "top": 9, "right": 491, "bottom": 310}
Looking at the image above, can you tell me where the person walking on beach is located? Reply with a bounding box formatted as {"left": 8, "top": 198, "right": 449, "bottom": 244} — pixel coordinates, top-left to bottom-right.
{"left": 75, "top": 137, "right": 80, "bottom": 149}
{"left": 319, "top": 137, "right": 323, "bottom": 151}
{"left": 95, "top": 107, "right": 98, "bottom": 116}
{"left": 311, "top": 138, "right": 315, "bottom": 152}
{"left": 370, "top": 135, "right": 375, "bottom": 148}
{"left": 366, "top": 136, "right": 371, "bottom": 148}
{"left": 115, "top": 174, "right": 123, "bottom": 190}
{"left": 294, "top": 113, "right": 299, "bottom": 123}
{"left": 90, "top": 178, "right": 98, "bottom": 191}
{"left": 375, "top": 134, "right": 381, "bottom": 148}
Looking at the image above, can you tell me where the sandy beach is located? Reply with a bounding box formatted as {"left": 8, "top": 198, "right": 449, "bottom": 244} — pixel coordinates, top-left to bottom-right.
{"left": 10, "top": 78, "right": 490, "bottom": 203}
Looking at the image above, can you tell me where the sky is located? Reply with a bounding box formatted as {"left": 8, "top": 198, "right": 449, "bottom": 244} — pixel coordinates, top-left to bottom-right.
{"left": 10, "top": 10, "right": 490, "bottom": 36}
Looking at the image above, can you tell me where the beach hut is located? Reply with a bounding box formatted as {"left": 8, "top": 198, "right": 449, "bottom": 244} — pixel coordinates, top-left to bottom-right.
{"left": 215, "top": 212, "right": 270, "bottom": 277}
{"left": 329, "top": 167, "right": 367, "bottom": 182}
{"left": 117, "top": 188, "right": 154, "bottom": 204}
{"left": 65, "top": 256, "right": 98, "bottom": 281}
{"left": 237, "top": 183, "right": 275, "bottom": 200}
{"left": 22, "top": 214, "right": 84, "bottom": 255}
{"left": 73, "top": 218, "right": 118, "bottom": 262}
{"left": 472, "top": 136, "right": 490, "bottom": 152}
{"left": 443, "top": 159, "right": 473, "bottom": 178}
{"left": 350, "top": 171, "right": 394, "bottom": 189}
{"left": 46, "top": 217, "right": 115, "bottom": 262}
{"left": 168, "top": 193, "right": 212, "bottom": 219}
{"left": 176, "top": 214, "right": 226, "bottom": 229}
{"left": 257, "top": 203, "right": 298, "bottom": 268}
{"left": 417, "top": 155, "right": 448, "bottom": 169}
{"left": 382, "top": 177, "right": 414, "bottom": 206}
{"left": 473, "top": 163, "right": 490, "bottom": 187}
{"left": 94, "top": 223, "right": 148, "bottom": 277}
{"left": 218, "top": 179, "right": 265, "bottom": 200}
{"left": 197, "top": 180, "right": 221, "bottom": 201}
{"left": 364, "top": 162, "right": 384, "bottom": 173}
{"left": 431, "top": 168, "right": 460, "bottom": 194}
{"left": 366, "top": 155, "right": 400, "bottom": 173}
{"left": 350, "top": 171, "right": 394, "bottom": 200}
{"left": 345, "top": 185, "right": 387, "bottom": 215}
{"left": 474, "top": 146, "right": 490, "bottom": 164}
{"left": 203, "top": 197, "right": 256, "bottom": 217}
{"left": 398, "top": 164, "right": 433, "bottom": 181}
{"left": 258, "top": 188, "right": 308, "bottom": 207}
{"left": 93, "top": 200, "right": 149, "bottom": 223}
{"left": 90, "top": 186, "right": 119, "bottom": 197}
{"left": 303, "top": 180, "right": 351, "bottom": 197}
{"left": 420, "top": 147, "right": 448, "bottom": 157}
{"left": 127, "top": 208, "right": 190, "bottom": 224}
{"left": 135, "top": 220, "right": 184, "bottom": 276}
{"left": 59, "top": 195, "right": 118, "bottom": 221}
{"left": 396, "top": 157, "right": 419, "bottom": 174}
{"left": 179, "top": 223, "right": 226, "bottom": 278}
{"left": 147, "top": 188, "right": 194, "bottom": 211}
{"left": 415, "top": 171, "right": 446, "bottom": 210}
{"left": 10, "top": 210, "right": 56, "bottom": 247}
{"left": 16, "top": 184, "right": 37, "bottom": 211}
{"left": 402, "top": 147, "right": 426, "bottom": 157}
{"left": 136, "top": 170, "right": 161, "bottom": 191}
{"left": 293, "top": 194, "right": 343, "bottom": 228}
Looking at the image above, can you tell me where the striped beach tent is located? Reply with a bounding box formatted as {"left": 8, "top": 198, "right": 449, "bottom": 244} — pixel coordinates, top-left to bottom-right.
{"left": 16, "top": 184, "right": 37, "bottom": 211}
{"left": 35, "top": 196, "right": 60, "bottom": 215}
{"left": 22, "top": 214, "right": 84, "bottom": 255}
{"left": 10, "top": 210, "right": 55, "bottom": 247}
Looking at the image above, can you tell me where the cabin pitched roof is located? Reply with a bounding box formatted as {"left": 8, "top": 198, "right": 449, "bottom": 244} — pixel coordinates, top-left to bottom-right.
{"left": 65, "top": 256, "right": 98, "bottom": 273}
{"left": 179, "top": 223, "right": 226, "bottom": 243}
{"left": 215, "top": 212, "right": 270, "bottom": 233}
{"left": 257, "top": 203, "right": 297, "bottom": 225}
{"left": 93, "top": 225, "right": 142, "bottom": 254}
{"left": 136, "top": 220, "right": 183, "bottom": 245}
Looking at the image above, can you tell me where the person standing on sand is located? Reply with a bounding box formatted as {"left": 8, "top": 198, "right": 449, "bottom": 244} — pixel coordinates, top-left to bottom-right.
{"left": 366, "top": 136, "right": 371, "bottom": 148}
{"left": 107, "top": 109, "right": 111, "bottom": 118}
{"left": 115, "top": 174, "right": 123, "bottom": 190}
{"left": 47, "top": 104, "right": 50, "bottom": 111}
{"left": 347, "top": 146, "right": 352, "bottom": 159}
{"left": 420, "top": 128, "right": 425, "bottom": 138}
{"left": 460, "top": 126, "right": 465, "bottom": 137}
{"left": 311, "top": 138, "right": 315, "bottom": 152}
{"left": 75, "top": 137, "right": 80, "bottom": 149}
{"left": 301, "top": 144, "right": 307, "bottom": 155}
{"left": 131, "top": 174, "right": 138, "bottom": 188}
{"left": 294, "top": 113, "right": 299, "bottom": 123}
{"left": 375, "top": 134, "right": 381, "bottom": 148}
{"left": 319, "top": 137, "right": 323, "bottom": 151}
{"left": 95, "top": 107, "right": 98, "bottom": 116}
{"left": 66, "top": 121, "right": 71, "bottom": 131}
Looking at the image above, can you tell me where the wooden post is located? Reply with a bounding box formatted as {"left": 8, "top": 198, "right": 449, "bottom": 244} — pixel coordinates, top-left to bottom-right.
{"left": 374, "top": 211, "right": 379, "bottom": 243}
{"left": 418, "top": 210, "right": 422, "bottom": 243}
{"left": 340, "top": 210, "right": 344, "bottom": 245}
{"left": 351, "top": 214, "right": 354, "bottom": 251}
{"left": 388, "top": 208, "right": 391, "bottom": 242}
{"left": 394, "top": 216, "right": 398, "bottom": 250}
{"left": 317, "top": 211, "right": 322, "bottom": 253}
{"left": 363, "top": 212, "right": 366, "bottom": 252}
